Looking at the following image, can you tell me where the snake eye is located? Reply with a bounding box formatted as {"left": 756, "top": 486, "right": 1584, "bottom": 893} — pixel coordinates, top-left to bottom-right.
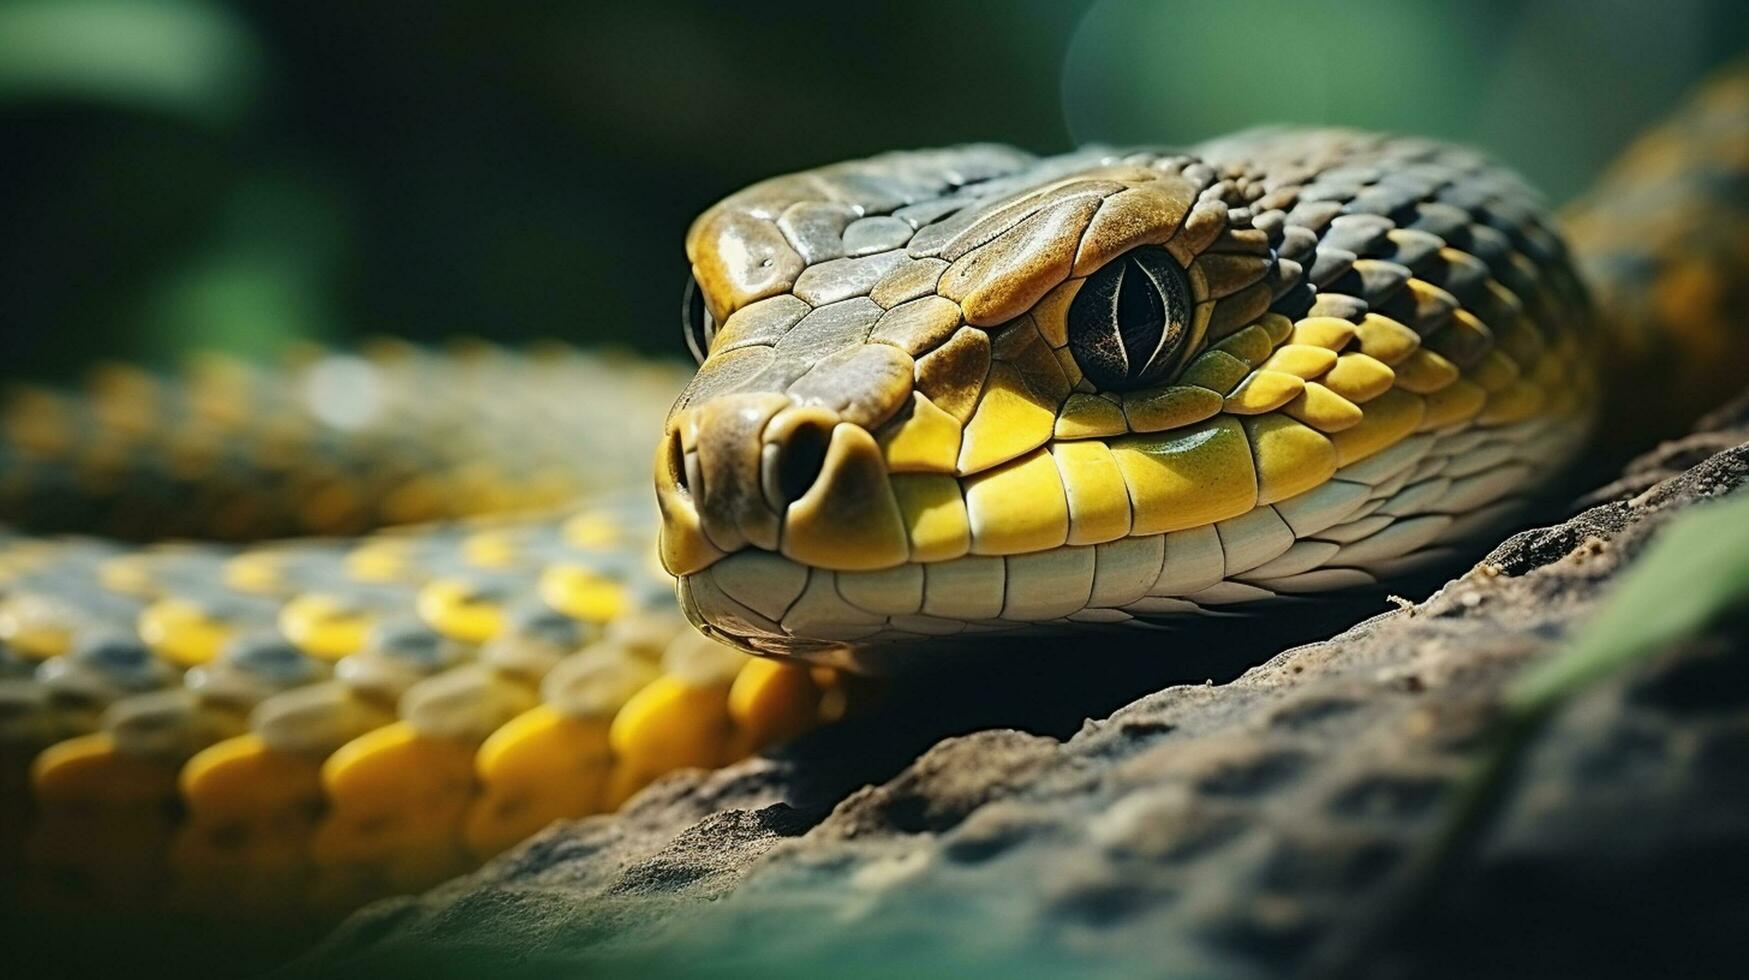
{"left": 681, "top": 276, "right": 716, "bottom": 365}
{"left": 1067, "top": 246, "right": 1193, "bottom": 390}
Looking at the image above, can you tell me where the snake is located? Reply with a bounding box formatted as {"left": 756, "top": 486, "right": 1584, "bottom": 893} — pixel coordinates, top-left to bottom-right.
{"left": 2, "top": 63, "right": 1746, "bottom": 921}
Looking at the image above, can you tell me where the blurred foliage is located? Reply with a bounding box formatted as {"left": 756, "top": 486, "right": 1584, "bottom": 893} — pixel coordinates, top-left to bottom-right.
{"left": 0, "top": 0, "right": 258, "bottom": 120}
{"left": 2, "top": 0, "right": 1747, "bottom": 381}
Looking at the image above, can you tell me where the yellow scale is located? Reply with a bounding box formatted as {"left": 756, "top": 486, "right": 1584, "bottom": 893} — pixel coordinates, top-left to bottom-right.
{"left": 18, "top": 515, "right": 847, "bottom": 917}
{"left": 15, "top": 66, "right": 1749, "bottom": 931}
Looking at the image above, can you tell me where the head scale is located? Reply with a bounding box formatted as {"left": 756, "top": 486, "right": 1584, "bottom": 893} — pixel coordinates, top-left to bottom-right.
{"left": 657, "top": 131, "right": 1593, "bottom": 668}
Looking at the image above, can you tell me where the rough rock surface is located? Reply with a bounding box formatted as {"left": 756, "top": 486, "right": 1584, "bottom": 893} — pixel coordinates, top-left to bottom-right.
{"left": 302, "top": 397, "right": 1749, "bottom": 978}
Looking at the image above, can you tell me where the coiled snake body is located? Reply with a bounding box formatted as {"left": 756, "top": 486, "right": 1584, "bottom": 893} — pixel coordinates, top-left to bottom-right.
{"left": 3, "top": 71, "right": 1745, "bottom": 919}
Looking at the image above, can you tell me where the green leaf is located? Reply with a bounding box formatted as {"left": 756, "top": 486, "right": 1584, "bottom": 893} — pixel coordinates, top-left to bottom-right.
{"left": 1509, "top": 490, "right": 1749, "bottom": 716}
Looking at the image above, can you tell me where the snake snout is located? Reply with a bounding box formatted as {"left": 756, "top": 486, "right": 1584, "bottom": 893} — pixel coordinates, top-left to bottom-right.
{"left": 655, "top": 388, "right": 915, "bottom": 582}
{"left": 659, "top": 394, "right": 795, "bottom": 558}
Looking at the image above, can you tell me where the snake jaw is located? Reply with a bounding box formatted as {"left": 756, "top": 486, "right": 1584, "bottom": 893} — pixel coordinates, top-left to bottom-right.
{"left": 666, "top": 131, "right": 1599, "bottom": 662}
{"left": 4, "top": 82, "right": 1738, "bottom": 908}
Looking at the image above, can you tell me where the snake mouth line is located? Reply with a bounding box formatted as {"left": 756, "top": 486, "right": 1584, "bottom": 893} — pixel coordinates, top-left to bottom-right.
{"left": 664, "top": 404, "right": 1590, "bottom": 661}
{"left": 657, "top": 129, "right": 1604, "bottom": 659}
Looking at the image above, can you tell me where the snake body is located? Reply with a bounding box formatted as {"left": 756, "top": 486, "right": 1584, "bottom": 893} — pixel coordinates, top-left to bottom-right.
{"left": 3, "top": 70, "right": 1745, "bottom": 919}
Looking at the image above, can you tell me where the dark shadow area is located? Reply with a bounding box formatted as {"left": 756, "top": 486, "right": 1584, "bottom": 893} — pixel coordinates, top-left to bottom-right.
{"left": 740, "top": 486, "right": 1589, "bottom": 821}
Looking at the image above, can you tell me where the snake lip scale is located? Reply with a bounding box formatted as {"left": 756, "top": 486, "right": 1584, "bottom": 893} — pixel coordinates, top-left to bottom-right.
{"left": 665, "top": 128, "right": 1593, "bottom": 668}
{"left": 2, "top": 110, "right": 1676, "bottom": 921}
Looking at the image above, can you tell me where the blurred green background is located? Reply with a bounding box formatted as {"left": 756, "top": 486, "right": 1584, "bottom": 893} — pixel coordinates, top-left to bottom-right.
{"left": 4, "top": 0, "right": 1748, "bottom": 382}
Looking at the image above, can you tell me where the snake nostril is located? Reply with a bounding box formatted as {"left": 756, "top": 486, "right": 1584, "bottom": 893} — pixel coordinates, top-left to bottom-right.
{"left": 666, "top": 432, "right": 693, "bottom": 497}
{"left": 771, "top": 418, "right": 832, "bottom": 507}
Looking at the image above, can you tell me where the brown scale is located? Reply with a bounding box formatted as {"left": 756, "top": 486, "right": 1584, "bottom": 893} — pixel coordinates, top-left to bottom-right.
{"left": 2, "top": 65, "right": 1747, "bottom": 931}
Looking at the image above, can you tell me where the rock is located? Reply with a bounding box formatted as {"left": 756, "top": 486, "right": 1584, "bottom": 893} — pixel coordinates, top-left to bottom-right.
{"left": 298, "top": 393, "right": 1749, "bottom": 978}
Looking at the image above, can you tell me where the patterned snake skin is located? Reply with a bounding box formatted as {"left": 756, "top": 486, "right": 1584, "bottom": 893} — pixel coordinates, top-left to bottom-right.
{"left": 4, "top": 62, "right": 1747, "bottom": 925}
{"left": 665, "top": 129, "right": 1592, "bottom": 667}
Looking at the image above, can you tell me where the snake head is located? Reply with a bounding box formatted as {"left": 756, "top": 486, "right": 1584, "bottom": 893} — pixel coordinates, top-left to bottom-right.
{"left": 657, "top": 135, "right": 1592, "bottom": 665}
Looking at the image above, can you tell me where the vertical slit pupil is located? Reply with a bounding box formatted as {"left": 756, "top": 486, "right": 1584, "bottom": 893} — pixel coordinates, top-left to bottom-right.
{"left": 1066, "top": 246, "right": 1191, "bottom": 390}
{"left": 1115, "top": 257, "right": 1167, "bottom": 358}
